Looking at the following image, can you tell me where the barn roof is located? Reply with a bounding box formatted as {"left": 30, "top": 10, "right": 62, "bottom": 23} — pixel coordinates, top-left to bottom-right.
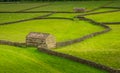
{"left": 27, "top": 32, "right": 49, "bottom": 39}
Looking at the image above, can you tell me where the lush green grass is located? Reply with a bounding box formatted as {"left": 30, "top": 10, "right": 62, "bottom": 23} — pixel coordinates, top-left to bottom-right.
{"left": 0, "top": 19, "right": 104, "bottom": 42}
{"left": 28, "top": 1, "right": 110, "bottom": 11}
{"left": 0, "top": 3, "right": 48, "bottom": 11}
{"left": 0, "top": 1, "right": 120, "bottom": 72}
{"left": 86, "top": 11, "right": 120, "bottom": 22}
{"left": 55, "top": 25, "right": 120, "bottom": 69}
{"left": 90, "top": 8, "right": 117, "bottom": 13}
{"left": 0, "top": 45, "right": 107, "bottom": 73}
{"left": 53, "top": 6, "right": 120, "bottom": 69}
{"left": 107, "top": 1, "right": 120, "bottom": 7}
{"left": 48, "top": 8, "right": 117, "bottom": 18}
{"left": 0, "top": 13, "right": 47, "bottom": 23}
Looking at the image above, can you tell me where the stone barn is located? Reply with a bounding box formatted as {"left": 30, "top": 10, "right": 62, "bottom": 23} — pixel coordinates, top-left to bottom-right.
{"left": 73, "top": 8, "right": 86, "bottom": 12}
{"left": 26, "top": 32, "right": 56, "bottom": 49}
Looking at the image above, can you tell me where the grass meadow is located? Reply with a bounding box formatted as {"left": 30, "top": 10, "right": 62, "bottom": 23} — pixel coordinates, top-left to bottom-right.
{"left": 0, "top": 13, "right": 47, "bottom": 23}
{"left": 0, "top": 1, "right": 120, "bottom": 73}
{"left": 0, "top": 3, "right": 48, "bottom": 11}
{"left": 0, "top": 19, "right": 104, "bottom": 42}
{"left": 0, "top": 45, "right": 107, "bottom": 73}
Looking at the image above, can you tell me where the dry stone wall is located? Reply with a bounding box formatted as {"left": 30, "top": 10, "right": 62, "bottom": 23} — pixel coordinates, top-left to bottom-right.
{"left": 0, "top": 10, "right": 120, "bottom": 73}
{"left": 38, "top": 47, "right": 120, "bottom": 73}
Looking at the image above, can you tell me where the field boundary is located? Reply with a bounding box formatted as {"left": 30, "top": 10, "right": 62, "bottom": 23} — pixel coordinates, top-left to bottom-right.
{"left": 1, "top": 9, "right": 119, "bottom": 26}
{"left": 0, "top": 9, "right": 119, "bottom": 15}
{"left": 38, "top": 47, "right": 120, "bottom": 73}
{"left": 86, "top": 1, "right": 113, "bottom": 13}
{"left": 101, "top": 6, "right": 120, "bottom": 9}
{"left": 101, "top": 22, "right": 120, "bottom": 24}
{"left": 0, "top": 17, "right": 73, "bottom": 26}
{"left": 0, "top": 12, "right": 54, "bottom": 25}
{"left": 0, "top": 1, "right": 118, "bottom": 15}
{"left": 0, "top": 11, "right": 83, "bottom": 13}
{"left": 18, "top": 1, "right": 114, "bottom": 13}
{"left": 0, "top": 16, "right": 120, "bottom": 73}
{"left": 0, "top": 38, "right": 119, "bottom": 73}
{"left": 0, "top": 5, "right": 120, "bottom": 72}
{"left": 79, "top": 9, "right": 120, "bottom": 16}
{"left": 37, "top": 16, "right": 120, "bottom": 73}
{"left": 56, "top": 16, "right": 111, "bottom": 47}
{"left": 35, "top": 17, "right": 73, "bottom": 20}
{"left": 0, "top": 40, "right": 26, "bottom": 47}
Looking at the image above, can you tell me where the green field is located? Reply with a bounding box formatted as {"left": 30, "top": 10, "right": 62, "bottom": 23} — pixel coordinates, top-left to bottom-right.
{"left": 0, "top": 3, "right": 48, "bottom": 11}
{"left": 106, "top": 1, "right": 120, "bottom": 7}
{"left": 0, "top": 19, "right": 104, "bottom": 42}
{"left": 86, "top": 11, "right": 120, "bottom": 22}
{"left": 90, "top": 8, "right": 117, "bottom": 13}
{"left": 27, "top": 1, "right": 110, "bottom": 11}
{"left": 0, "top": 1, "right": 120, "bottom": 73}
{"left": 0, "top": 13, "right": 46, "bottom": 23}
{"left": 54, "top": 4, "right": 120, "bottom": 69}
{"left": 55, "top": 25, "right": 120, "bottom": 69}
{"left": 0, "top": 45, "right": 107, "bottom": 73}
